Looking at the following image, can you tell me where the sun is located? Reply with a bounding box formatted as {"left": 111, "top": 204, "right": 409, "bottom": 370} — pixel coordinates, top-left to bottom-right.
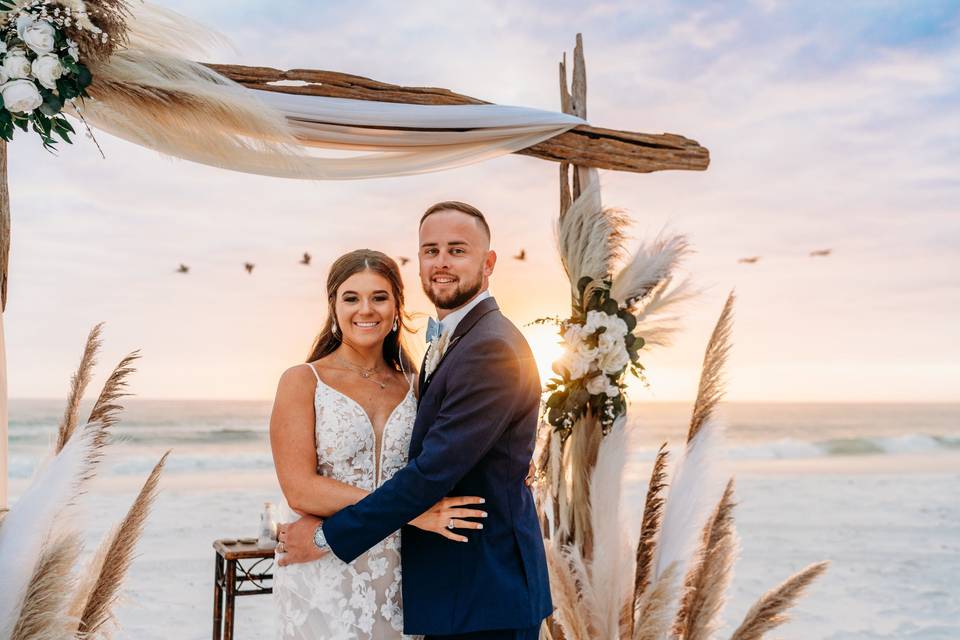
{"left": 522, "top": 323, "right": 567, "bottom": 386}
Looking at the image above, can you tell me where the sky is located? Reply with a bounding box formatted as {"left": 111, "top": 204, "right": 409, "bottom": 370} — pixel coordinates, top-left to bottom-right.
{"left": 4, "top": 0, "right": 959, "bottom": 402}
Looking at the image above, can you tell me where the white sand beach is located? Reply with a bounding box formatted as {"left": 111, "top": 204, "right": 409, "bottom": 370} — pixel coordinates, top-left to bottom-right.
{"left": 7, "top": 401, "right": 960, "bottom": 639}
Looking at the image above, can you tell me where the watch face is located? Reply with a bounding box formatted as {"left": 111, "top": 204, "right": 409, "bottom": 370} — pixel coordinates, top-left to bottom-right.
{"left": 313, "top": 525, "right": 327, "bottom": 550}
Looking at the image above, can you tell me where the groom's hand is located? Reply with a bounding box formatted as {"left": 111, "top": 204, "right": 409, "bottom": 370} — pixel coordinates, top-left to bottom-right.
{"left": 276, "top": 515, "right": 329, "bottom": 566}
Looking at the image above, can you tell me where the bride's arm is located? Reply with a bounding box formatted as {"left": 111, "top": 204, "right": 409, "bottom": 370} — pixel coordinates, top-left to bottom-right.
{"left": 269, "top": 366, "right": 369, "bottom": 518}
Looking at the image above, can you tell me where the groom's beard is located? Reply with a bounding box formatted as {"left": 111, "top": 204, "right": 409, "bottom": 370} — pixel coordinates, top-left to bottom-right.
{"left": 424, "top": 269, "right": 484, "bottom": 310}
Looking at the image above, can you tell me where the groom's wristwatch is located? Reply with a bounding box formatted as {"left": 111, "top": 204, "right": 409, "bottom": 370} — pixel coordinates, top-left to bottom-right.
{"left": 313, "top": 523, "right": 328, "bottom": 551}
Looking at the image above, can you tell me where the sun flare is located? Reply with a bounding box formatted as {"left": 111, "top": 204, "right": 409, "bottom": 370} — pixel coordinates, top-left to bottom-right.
{"left": 522, "top": 323, "right": 567, "bottom": 386}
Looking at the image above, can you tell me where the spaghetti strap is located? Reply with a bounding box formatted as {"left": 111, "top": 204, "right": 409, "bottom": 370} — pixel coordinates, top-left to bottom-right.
{"left": 304, "top": 362, "right": 321, "bottom": 383}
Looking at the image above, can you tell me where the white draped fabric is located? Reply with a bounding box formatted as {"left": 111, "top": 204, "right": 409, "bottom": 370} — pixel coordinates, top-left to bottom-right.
{"left": 253, "top": 90, "right": 584, "bottom": 179}
{"left": 84, "top": 85, "right": 584, "bottom": 180}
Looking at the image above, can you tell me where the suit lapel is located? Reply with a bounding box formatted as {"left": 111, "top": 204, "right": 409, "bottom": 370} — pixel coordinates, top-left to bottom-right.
{"left": 420, "top": 297, "right": 499, "bottom": 396}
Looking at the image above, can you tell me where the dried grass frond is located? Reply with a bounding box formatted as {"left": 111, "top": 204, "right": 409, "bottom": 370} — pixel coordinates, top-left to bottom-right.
{"left": 633, "top": 561, "right": 680, "bottom": 640}
{"left": 729, "top": 560, "right": 830, "bottom": 640}
{"left": 73, "top": 0, "right": 133, "bottom": 62}
{"left": 74, "top": 49, "right": 306, "bottom": 178}
{"left": 633, "top": 443, "right": 670, "bottom": 616}
{"left": 632, "top": 276, "right": 699, "bottom": 349}
{"left": 56, "top": 323, "right": 103, "bottom": 453}
{"left": 87, "top": 350, "right": 141, "bottom": 436}
{"left": 588, "top": 418, "right": 630, "bottom": 638}
{"left": 556, "top": 173, "right": 629, "bottom": 295}
{"left": 611, "top": 233, "right": 690, "bottom": 308}
{"left": 77, "top": 451, "right": 169, "bottom": 637}
{"left": 674, "top": 478, "right": 739, "bottom": 640}
{"left": 688, "top": 292, "right": 735, "bottom": 444}
{"left": 568, "top": 411, "right": 603, "bottom": 556}
{"left": 545, "top": 542, "right": 590, "bottom": 640}
{"left": 9, "top": 535, "right": 82, "bottom": 640}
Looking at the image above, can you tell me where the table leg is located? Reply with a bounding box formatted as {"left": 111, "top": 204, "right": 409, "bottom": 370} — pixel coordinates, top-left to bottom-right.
{"left": 224, "top": 559, "right": 237, "bottom": 640}
{"left": 212, "top": 554, "right": 224, "bottom": 640}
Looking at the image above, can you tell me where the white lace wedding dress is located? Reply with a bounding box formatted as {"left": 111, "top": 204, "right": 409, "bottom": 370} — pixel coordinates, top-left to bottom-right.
{"left": 274, "top": 364, "right": 420, "bottom": 640}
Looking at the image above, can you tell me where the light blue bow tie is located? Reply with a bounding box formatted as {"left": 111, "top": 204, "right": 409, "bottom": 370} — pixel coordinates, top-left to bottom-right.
{"left": 426, "top": 317, "right": 441, "bottom": 343}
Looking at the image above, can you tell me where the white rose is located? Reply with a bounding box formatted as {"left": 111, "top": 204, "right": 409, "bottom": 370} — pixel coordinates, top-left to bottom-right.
{"left": 2, "top": 50, "right": 33, "bottom": 80}
{"left": 553, "top": 350, "right": 592, "bottom": 381}
{"left": 15, "top": 13, "right": 35, "bottom": 39}
{"left": 584, "top": 310, "right": 605, "bottom": 333}
{"left": 598, "top": 345, "right": 630, "bottom": 375}
{"left": 31, "top": 55, "right": 63, "bottom": 90}
{"left": 585, "top": 374, "right": 608, "bottom": 395}
{"left": 67, "top": 40, "right": 79, "bottom": 61}
{"left": 1, "top": 79, "right": 43, "bottom": 114}
{"left": 0, "top": 68, "right": 7, "bottom": 85}
{"left": 562, "top": 323, "right": 587, "bottom": 347}
{"left": 23, "top": 21, "right": 57, "bottom": 55}
{"left": 598, "top": 331, "right": 620, "bottom": 355}
{"left": 604, "top": 382, "right": 620, "bottom": 398}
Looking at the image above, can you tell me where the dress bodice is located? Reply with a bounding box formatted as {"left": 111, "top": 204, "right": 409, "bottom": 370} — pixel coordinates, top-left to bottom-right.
{"left": 314, "top": 378, "right": 417, "bottom": 491}
{"left": 274, "top": 367, "right": 419, "bottom": 640}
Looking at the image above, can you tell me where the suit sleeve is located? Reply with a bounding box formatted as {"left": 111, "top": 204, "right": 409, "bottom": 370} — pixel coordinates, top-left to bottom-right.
{"left": 322, "top": 337, "right": 524, "bottom": 563}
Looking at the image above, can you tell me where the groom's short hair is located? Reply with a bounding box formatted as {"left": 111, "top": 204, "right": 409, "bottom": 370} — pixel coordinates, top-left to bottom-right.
{"left": 420, "top": 201, "right": 491, "bottom": 241}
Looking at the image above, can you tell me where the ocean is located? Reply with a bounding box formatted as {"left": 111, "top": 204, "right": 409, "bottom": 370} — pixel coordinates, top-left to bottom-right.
{"left": 6, "top": 400, "right": 960, "bottom": 639}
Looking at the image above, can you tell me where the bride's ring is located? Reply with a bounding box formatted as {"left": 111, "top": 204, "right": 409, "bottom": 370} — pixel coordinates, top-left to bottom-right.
{"left": 277, "top": 542, "right": 286, "bottom": 553}
{"left": 447, "top": 519, "right": 456, "bottom": 530}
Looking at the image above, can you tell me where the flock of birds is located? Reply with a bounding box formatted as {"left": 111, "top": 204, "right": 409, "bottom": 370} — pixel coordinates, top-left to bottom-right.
{"left": 175, "top": 250, "right": 531, "bottom": 275}
{"left": 176, "top": 247, "right": 828, "bottom": 274}
{"left": 738, "top": 248, "right": 832, "bottom": 265}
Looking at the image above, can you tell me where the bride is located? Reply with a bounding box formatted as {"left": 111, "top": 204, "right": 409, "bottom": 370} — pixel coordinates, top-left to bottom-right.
{"left": 269, "top": 249, "right": 486, "bottom": 640}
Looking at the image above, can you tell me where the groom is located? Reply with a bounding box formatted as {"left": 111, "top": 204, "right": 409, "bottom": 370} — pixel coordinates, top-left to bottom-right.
{"left": 281, "top": 201, "right": 552, "bottom": 639}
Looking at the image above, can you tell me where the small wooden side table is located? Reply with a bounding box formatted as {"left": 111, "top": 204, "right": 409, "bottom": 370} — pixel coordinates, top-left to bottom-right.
{"left": 212, "top": 539, "right": 275, "bottom": 640}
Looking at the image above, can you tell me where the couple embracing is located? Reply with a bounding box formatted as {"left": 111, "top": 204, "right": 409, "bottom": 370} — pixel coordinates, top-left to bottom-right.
{"left": 269, "top": 202, "right": 553, "bottom": 639}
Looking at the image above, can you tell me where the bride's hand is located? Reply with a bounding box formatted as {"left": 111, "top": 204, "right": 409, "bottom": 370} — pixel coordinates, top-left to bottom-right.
{"left": 410, "top": 496, "right": 487, "bottom": 542}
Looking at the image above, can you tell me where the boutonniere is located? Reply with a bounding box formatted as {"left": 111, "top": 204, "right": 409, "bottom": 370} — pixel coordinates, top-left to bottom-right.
{"left": 423, "top": 331, "right": 454, "bottom": 379}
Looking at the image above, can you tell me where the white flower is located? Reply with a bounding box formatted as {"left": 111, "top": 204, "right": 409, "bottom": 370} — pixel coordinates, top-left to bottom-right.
{"left": 585, "top": 374, "right": 608, "bottom": 395}
{"left": 585, "top": 310, "right": 628, "bottom": 339}
{"left": 553, "top": 349, "right": 592, "bottom": 381}
{"left": 0, "top": 69, "right": 7, "bottom": 86}
{"left": 604, "top": 382, "right": 620, "bottom": 398}
{"left": 598, "top": 331, "right": 621, "bottom": 355}
{"left": 598, "top": 345, "right": 630, "bottom": 375}
{"left": 67, "top": 39, "right": 79, "bottom": 61}
{"left": 1, "top": 79, "right": 43, "bottom": 114}
{"left": 23, "top": 20, "right": 57, "bottom": 55}
{"left": 2, "top": 50, "right": 33, "bottom": 80}
{"left": 15, "top": 13, "right": 35, "bottom": 39}
{"left": 31, "top": 55, "right": 63, "bottom": 90}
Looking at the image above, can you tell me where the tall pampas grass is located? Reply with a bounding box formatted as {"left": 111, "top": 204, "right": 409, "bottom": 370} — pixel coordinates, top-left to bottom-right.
{"left": 8, "top": 536, "right": 82, "bottom": 640}
{"left": 0, "top": 324, "right": 167, "bottom": 640}
{"left": 556, "top": 174, "right": 627, "bottom": 294}
{"left": 585, "top": 418, "right": 631, "bottom": 638}
{"left": 0, "top": 424, "right": 101, "bottom": 633}
{"left": 75, "top": 452, "right": 170, "bottom": 637}
{"left": 688, "top": 292, "right": 734, "bottom": 444}
{"left": 56, "top": 322, "right": 103, "bottom": 453}
{"left": 729, "top": 561, "right": 830, "bottom": 640}
{"left": 87, "top": 350, "right": 140, "bottom": 432}
{"left": 673, "top": 478, "right": 739, "bottom": 640}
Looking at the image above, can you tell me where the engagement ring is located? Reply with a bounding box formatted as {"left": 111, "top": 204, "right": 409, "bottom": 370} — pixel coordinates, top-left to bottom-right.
{"left": 447, "top": 519, "right": 456, "bottom": 530}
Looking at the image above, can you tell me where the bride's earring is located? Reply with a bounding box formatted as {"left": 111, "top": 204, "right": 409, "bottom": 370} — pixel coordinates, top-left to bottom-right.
{"left": 392, "top": 317, "right": 398, "bottom": 332}
{"left": 331, "top": 318, "right": 339, "bottom": 337}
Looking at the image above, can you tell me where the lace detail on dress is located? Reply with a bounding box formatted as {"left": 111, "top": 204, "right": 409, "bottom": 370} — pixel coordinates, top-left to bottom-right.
{"left": 274, "top": 373, "right": 419, "bottom": 640}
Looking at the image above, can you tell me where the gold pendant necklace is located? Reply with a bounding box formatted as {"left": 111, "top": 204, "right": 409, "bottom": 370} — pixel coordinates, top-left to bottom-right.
{"left": 335, "top": 354, "right": 387, "bottom": 390}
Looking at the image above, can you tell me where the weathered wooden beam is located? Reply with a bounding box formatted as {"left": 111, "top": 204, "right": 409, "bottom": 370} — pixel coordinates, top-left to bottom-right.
{"left": 206, "top": 63, "right": 710, "bottom": 174}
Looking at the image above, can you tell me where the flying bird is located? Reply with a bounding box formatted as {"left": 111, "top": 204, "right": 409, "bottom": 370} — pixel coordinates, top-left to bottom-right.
{"left": 809, "top": 249, "right": 832, "bottom": 257}
{"left": 177, "top": 264, "right": 189, "bottom": 274}
{"left": 244, "top": 262, "right": 255, "bottom": 274}
{"left": 397, "top": 256, "right": 411, "bottom": 266}
{"left": 737, "top": 256, "right": 760, "bottom": 264}
{"left": 300, "top": 252, "right": 311, "bottom": 265}
{"left": 514, "top": 249, "right": 526, "bottom": 261}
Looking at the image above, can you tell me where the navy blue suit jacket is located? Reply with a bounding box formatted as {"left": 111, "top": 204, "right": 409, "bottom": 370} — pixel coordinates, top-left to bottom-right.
{"left": 322, "top": 297, "right": 553, "bottom": 635}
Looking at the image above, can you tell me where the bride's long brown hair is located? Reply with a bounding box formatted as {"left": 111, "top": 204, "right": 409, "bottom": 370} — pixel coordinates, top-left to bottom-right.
{"left": 306, "top": 249, "right": 416, "bottom": 373}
